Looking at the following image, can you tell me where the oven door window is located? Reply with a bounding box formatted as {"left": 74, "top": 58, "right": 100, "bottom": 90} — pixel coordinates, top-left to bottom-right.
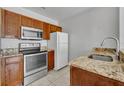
{"left": 25, "top": 53, "right": 47, "bottom": 74}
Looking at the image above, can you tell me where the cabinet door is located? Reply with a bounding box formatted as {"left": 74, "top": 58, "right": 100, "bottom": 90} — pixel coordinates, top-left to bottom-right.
{"left": 70, "top": 66, "right": 124, "bottom": 86}
{"left": 33, "top": 19, "right": 43, "bottom": 30}
{"left": 21, "top": 15, "right": 33, "bottom": 27}
{"left": 48, "top": 50, "right": 54, "bottom": 71}
{"left": 0, "top": 57, "right": 5, "bottom": 86}
{"left": 50, "top": 25, "right": 62, "bottom": 32}
{"left": 43, "top": 23, "right": 50, "bottom": 40}
{"left": 56, "top": 27, "right": 62, "bottom": 32}
{"left": 5, "top": 56, "right": 23, "bottom": 86}
{"left": 50, "top": 25, "right": 57, "bottom": 32}
{"left": 0, "top": 9, "right": 2, "bottom": 37}
{"left": 0, "top": 57, "right": 1, "bottom": 85}
{"left": 3, "top": 10, "right": 21, "bottom": 38}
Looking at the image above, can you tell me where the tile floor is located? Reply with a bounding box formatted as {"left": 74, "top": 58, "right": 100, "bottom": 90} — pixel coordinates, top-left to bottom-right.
{"left": 28, "top": 66, "right": 70, "bottom": 86}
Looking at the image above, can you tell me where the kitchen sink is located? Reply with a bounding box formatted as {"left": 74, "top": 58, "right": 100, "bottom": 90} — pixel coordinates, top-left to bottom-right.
{"left": 88, "top": 54, "right": 113, "bottom": 62}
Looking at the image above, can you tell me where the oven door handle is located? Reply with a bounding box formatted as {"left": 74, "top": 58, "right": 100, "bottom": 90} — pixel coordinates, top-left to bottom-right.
{"left": 24, "top": 52, "right": 47, "bottom": 57}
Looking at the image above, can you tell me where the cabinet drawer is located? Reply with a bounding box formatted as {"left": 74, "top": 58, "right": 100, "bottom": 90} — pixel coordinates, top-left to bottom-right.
{"left": 5, "top": 56, "right": 22, "bottom": 64}
{"left": 3, "top": 10, "right": 21, "bottom": 38}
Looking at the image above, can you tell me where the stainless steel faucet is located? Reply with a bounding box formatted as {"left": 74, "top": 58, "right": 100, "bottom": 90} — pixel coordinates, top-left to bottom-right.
{"left": 100, "top": 37, "right": 120, "bottom": 58}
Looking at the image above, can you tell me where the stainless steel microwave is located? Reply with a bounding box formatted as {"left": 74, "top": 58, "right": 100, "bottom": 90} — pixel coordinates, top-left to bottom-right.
{"left": 21, "top": 26, "right": 43, "bottom": 40}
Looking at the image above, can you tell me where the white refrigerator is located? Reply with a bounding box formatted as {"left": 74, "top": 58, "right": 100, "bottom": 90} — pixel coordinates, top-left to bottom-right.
{"left": 48, "top": 32, "right": 68, "bottom": 70}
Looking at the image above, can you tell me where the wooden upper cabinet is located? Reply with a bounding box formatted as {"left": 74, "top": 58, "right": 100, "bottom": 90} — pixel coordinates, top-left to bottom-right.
{"left": 56, "top": 27, "right": 62, "bottom": 32}
{"left": 21, "top": 16, "right": 43, "bottom": 30}
{"left": 21, "top": 15, "right": 33, "bottom": 27}
{"left": 0, "top": 9, "right": 62, "bottom": 39}
{"left": 5, "top": 55, "right": 23, "bottom": 86}
{"left": 50, "top": 24, "right": 62, "bottom": 32}
{"left": 0, "top": 9, "right": 2, "bottom": 37}
{"left": 43, "top": 22, "right": 50, "bottom": 40}
{"left": 50, "top": 25, "right": 57, "bottom": 32}
{"left": 33, "top": 19, "right": 43, "bottom": 30}
{"left": 3, "top": 10, "right": 21, "bottom": 38}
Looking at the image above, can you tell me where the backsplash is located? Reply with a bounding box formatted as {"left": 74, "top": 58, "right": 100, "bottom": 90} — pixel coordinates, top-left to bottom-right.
{"left": 1, "top": 38, "right": 48, "bottom": 49}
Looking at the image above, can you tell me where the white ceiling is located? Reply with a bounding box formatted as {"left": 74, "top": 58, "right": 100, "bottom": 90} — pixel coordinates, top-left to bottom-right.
{"left": 23, "top": 7, "right": 92, "bottom": 21}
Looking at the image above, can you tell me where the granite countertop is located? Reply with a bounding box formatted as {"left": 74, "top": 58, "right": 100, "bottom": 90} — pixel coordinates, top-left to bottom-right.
{"left": 120, "top": 49, "right": 124, "bottom": 54}
{"left": 1, "top": 53, "right": 23, "bottom": 58}
{"left": 40, "top": 47, "right": 54, "bottom": 52}
{"left": 48, "top": 49, "right": 54, "bottom": 52}
{"left": 70, "top": 48, "right": 124, "bottom": 83}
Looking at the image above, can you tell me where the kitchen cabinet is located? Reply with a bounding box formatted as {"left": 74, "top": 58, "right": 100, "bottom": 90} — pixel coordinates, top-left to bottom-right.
{"left": 50, "top": 24, "right": 62, "bottom": 32}
{"left": 0, "top": 57, "right": 2, "bottom": 86}
{"left": 43, "top": 22, "right": 50, "bottom": 40}
{"left": 0, "top": 55, "right": 24, "bottom": 86}
{"left": 0, "top": 9, "right": 2, "bottom": 37}
{"left": 0, "top": 9, "right": 62, "bottom": 39}
{"left": 50, "top": 25, "right": 57, "bottom": 32}
{"left": 21, "top": 15, "right": 33, "bottom": 27}
{"left": 56, "top": 27, "right": 62, "bottom": 32}
{"left": 2, "top": 9, "right": 21, "bottom": 38}
{"left": 70, "top": 66, "right": 124, "bottom": 86}
{"left": 43, "top": 23, "right": 62, "bottom": 40}
{"left": 33, "top": 19, "right": 43, "bottom": 29}
{"left": 48, "top": 50, "right": 54, "bottom": 71}
{"left": 21, "top": 16, "right": 43, "bottom": 29}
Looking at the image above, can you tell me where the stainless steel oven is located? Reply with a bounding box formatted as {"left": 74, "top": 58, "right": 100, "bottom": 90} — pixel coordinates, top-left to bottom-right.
{"left": 24, "top": 52, "right": 47, "bottom": 77}
{"left": 19, "top": 43, "right": 48, "bottom": 85}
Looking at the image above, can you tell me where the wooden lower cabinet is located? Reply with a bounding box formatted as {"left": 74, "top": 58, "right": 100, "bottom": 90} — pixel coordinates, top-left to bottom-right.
{"left": 0, "top": 55, "right": 24, "bottom": 86}
{"left": 70, "top": 66, "right": 124, "bottom": 86}
{"left": 48, "top": 50, "right": 54, "bottom": 71}
{"left": 0, "top": 57, "right": 2, "bottom": 86}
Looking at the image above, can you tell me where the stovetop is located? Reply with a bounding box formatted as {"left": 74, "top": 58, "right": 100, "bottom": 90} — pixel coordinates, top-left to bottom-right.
{"left": 22, "top": 50, "right": 47, "bottom": 55}
{"left": 19, "top": 43, "right": 47, "bottom": 55}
